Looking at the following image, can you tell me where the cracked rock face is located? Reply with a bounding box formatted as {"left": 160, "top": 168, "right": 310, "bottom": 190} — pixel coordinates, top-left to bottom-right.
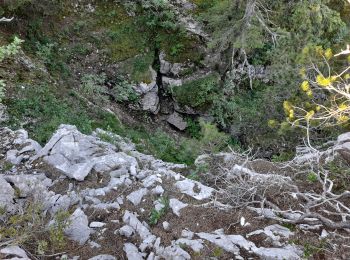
{"left": 33, "top": 125, "right": 137, "bottom": 181}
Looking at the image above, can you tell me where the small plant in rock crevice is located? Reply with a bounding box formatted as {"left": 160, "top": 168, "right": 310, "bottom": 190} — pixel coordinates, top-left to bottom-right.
{"left": 149, "top": 196, "right": 169, "bottom": 225}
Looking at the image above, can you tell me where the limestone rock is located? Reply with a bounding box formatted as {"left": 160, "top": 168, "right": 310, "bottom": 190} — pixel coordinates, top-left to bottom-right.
{"left": 175, "top": 238, "right": 204, "bottom": 252}
{"left": 88, "top": 255, "right": 116, "bottom": 260}
{"left": 141, "top": 91, "right": 160, "bottom": 114}
{"left": 34, "top": 125, "right": 138, "bottom": 181}
{"left": 0, "top": 175, "right": 15, "bottom": 213}
{"left": 119, "top": 225, "right": 135, "bottom": 238}
{"left": 0, "top": 246, "right": 29, "bottom": 259}
{"left": 127, "top": 188, "right": 148, "bottom": 206}
{"left": 167, "top": 112, "right": 187, "bottom": 131}
{"left": 65, "top": 208, "right": 91, "bottom": 245}
{"left": 0, "top": 104, "right": 9, "bottom": 123}
{"left": 90, "top": 222, "right": 106, "bottom": 228}
{"left": 169, "top": 198, "right": 188, "bottom": 217}
{"left": 123, "top": 243, "right": 144, "bottom": 260}
{"left": 175, "top": 179, "right": 214, "bottom": 200}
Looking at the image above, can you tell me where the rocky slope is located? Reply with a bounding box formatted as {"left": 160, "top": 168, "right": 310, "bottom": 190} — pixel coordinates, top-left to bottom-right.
{"left": 1, "top": 125, "right": 350, "bottom": 259}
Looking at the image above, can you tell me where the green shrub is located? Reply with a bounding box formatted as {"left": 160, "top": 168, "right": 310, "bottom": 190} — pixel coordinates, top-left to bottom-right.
{"left": 0, "top": 203, "right": 70, "bottom": 255}
{"left": 172, "top": 74, "right": 219, "bottom": 109}
{"left": 34, "top": 40, "right": 70, "bottom": 76}
{"left": 198, "top": 120, "right": 229, "bottom": 153}
{"left": 0, "top": 37, "right": 24, "bottom": 104}
{"left": 111, "top": 77, "right": 139, "bottom": 102}
{"left": 0, "top": 36, "right": 24, "bottom": 62}
{"left": 187, "top": 163, "right": 208, "bottom": 181}
{"left": 0, "top": 80, "right": 5, "bottom": 104}
{"left": 36, "top": 42, "right": 56, "bottom": 64}
{"left": 80, "top": 73, "right": 108, "bottom": 105}
{"left": 140, "top": 0, "right": 179, "bottom": 32}
{"left": 307, "top": 172, "right": 318, "bottom": 183}
{"left": 186, "top": 118, "right": 202, "bottom": 139}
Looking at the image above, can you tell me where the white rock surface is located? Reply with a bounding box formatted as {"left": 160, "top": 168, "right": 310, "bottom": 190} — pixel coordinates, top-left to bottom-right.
{"left": 88, "top": 255, "right": 117, "bottom": 260}
{"left": 175, "top": 238, "right": 204, "bottom": 252}
{"left": 175, "top": 179, "right": 214, "bottom": 200}
{"left": 0, "top": 246, "right": 29, "bottom": 259}
{"left": 90, "top": 222, "right": 106, "bottom": 228}
{"left": 169, "top": 198, "right": 188, "bottom": 216}
{"left": 34, "top": 125, "right": 137, "bottom": 181}
{"left": 119, "top": 225, "right": 135, "bottom": 238}
{"left": 123, "top": 243, "right": 144, "bottom": 260}
{"left": 0, "top": 175, "right": 15, "bottom": 213}
{"left": 65, "top": 208, "right": 91, "bottom": 245}
{"left": 127, "top": 188, "right": 148, "bottom": 206}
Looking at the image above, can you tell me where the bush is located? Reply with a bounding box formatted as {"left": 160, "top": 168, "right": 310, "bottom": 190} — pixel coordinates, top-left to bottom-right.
{"left": 140, "top": 0, "right": 179, "bottom": 32}
{"left": 172, "top": 74, "right": 219, "bottom": 109}
{"left": 0, "top": 37, "right": 24, "bottom": 103}
{"left": 80, "top": 73, "right": 108, "bottom": 105}
{"left": 0, "top": 202, "right": 70, "bottom": 255}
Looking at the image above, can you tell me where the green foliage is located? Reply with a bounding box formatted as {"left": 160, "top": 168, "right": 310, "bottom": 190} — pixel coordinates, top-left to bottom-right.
{"left": 35, "top": 41, "right": 70, "bottom": 76}
{"left": 307, "top": 172, "right": 318, "bottom": 183}
{"left": 187, "top": 163, "right": 208, "bottom": 181}
{"left": 124, "top": 121, "right": 228, "bottom": 165}
{"left": 2, "top": 161, "right": 14, "bottom": 171}
{"left": 282, "top": 223, "right": 296, "bottom": 232}
{"left": 80, "top": 73, "right": 108, "bottom": 105}
{"left": 149, "top": 196, "right": 170, "bottom": 225}
{"left": 170, "top": 43, "right": 184, "bottom": 56}
{"left": 0, "top": 80, "right": 5, "bottom": 104}
{"left": 0, "top": 36, "right": 24, "bottom": 103}
{"left": 324, "top": 159, "right": 350, "bottom": 192}
{"left": 0, "top": 203, "right": 70, "bottom": 255}
{"left": 140, "top": 0, "right": 179, "bottom": 32}
{"left": 5, "top": 84, "right": 93, "bottom": 144}
{"left": 0, "top": 37, "right": 24, "bottom": 62}
{"left": 200, "top": 0, "right": 349, "bottom": 151}
{"left": 136, "top": 129, "right": 198, "bottom": 165}
{"left": 199, "top": 120, "right": 229, "bottom": 153}
{"left": 303, "top": 240, "right": 327, "bottom": 258}
{"left": 172, "top": 74, "right": 219, "bottom": 109}
{"left": 35, "top": 42, "right": 56, "bottom": 64}
{"left": 111, "top": 77, "right": 139, "bottom": 102}
{"left": 49, "top": 210, "right": 71, "bottom": 249}
{"left": 0, "top": 0, "right": 32, "bottom": 15}
{"left": 130, "top": 54, "right": 154, "bottom": 83}
{"left": 97, "top": 131, "right": 118, "bottom": 145}
{"left": 186, "top": 118, "right": 202, "bottom": 139}
{"left": 212, "top": 247, "right": 223, "bottom": 258}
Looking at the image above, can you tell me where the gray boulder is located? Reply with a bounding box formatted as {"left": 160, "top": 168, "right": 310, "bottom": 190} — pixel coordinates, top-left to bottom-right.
{"left": 0, "top": 175, "right": 15, "bottom": 213}
{"left": 65, "top": 208, "right": 91, "bottom": 245}
{"left": 123, "top": 243, "right": 144, "bottom": 260}
{"left": 167, "top": 112, "right": 187, "bottom": 131}
{"left": 141, "top": 91, "right": 160, "bottom": 114}
{"left": 169, "top": 198, "right": 188, "bottom": 217}
{"left": 33, "top": 125, "right": 138, "bottom": 181}
{"left": 0, "top": 246, "right": 29, "bottom": 259}
{"left": 127, "top": 188, "right": 148, "bottom": 206}
{"left": 0, "top": 104, "right": 9, "bottom": 123}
